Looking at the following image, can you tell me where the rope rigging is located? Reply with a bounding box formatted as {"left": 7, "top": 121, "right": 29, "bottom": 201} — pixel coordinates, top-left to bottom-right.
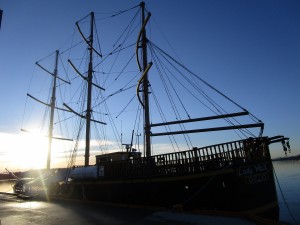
{"left": 110, "top": 8, "right": 140, "bottom": 49}
{"left": 115, "top": 95, "right": 136, "bottom": 119}
{"left": 151, "top": 89, "right": 189, "bottom": 152}
{"left": 148, "top": 42, "right": 191, "bottom": 119}
{"left": 147, "top": 40, "right": 260, "bottom": 138}
{"left": 148, "top": 41, "right": 261, "bottom": 122}
{"left": 95, "top": 9, "right": 140, "bottom": 88}
{"left": 23, "top": 51, "right": 71, "bottom": 130}
{"left": 148, "top": 44, "right": 193, "bottom": 150}
{"left": 94, "top": 4, "right": 140, "bottom": 20}
{"left": 104, "top": 52, "right": 137, "bottom": 88}
{"left": 23, "top": 1, "right": 269, "bottom": 171}
{"left": 70, "top": 8, "right": 139, "bottom": 153}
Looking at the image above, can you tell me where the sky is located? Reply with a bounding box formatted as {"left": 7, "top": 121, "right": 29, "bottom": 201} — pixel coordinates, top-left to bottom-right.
{"left": 0, "top": 0, "right": 299, "bottom": 171}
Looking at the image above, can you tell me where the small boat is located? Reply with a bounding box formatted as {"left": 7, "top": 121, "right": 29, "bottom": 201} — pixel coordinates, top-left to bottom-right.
{"left": 15, "top": 2, "right": 291, "bottom": 221}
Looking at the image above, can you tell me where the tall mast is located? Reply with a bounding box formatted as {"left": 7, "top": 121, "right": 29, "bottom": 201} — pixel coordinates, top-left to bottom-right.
{"left": 85, "top": 12, "right": 94, "bottom": 167}
{"left": 140, "top": 2, "right": 151, "bottom": 158}
{"left": 47, "top": 50, "right": 59, "bottom": 170}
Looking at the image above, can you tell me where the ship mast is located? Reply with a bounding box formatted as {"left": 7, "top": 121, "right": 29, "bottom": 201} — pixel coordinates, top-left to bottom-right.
{"left": 47, "top": 50, "right": 59, "bottom": 170}
{"left": 140, "top": 2, "right": 151, "bottom": 158}
{"left": 66, "top": 12, "right": 105, "bottom": 168}
{"left": 85, "top": 12, "right": 94, "bottom": 167}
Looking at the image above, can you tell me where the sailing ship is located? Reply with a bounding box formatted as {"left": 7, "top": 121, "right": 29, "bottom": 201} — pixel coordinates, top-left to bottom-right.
{"left": 15, "top": 2, "right": 291, "bottom": 221}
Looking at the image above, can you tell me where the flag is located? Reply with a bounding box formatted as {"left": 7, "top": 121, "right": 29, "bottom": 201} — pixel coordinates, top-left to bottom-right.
{"left": 0, "top": 10, "right": 3, "bottom": 30}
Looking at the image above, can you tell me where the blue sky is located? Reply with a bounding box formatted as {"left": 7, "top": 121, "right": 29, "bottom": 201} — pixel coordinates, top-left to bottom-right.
{"left": 0, "top": 0, "right": 299, "bottom": 170}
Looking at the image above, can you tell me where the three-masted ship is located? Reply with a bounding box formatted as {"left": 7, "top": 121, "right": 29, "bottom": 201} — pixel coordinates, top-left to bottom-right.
{"left": 16, "top": 2, "right": 291, "bottom": 221}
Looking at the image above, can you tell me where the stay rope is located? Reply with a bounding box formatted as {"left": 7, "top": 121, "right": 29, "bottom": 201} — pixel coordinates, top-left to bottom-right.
{"left": 148, "top": 41, "right": 258, "bottom": 138}
{"left": 149, "top": 41, "right": 262, "bottom": 124}
{"left": 149, "top": 47, "right": 193, "bottom": 150}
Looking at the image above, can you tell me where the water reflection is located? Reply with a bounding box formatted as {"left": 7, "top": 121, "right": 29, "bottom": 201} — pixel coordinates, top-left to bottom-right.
{"left": 273, "top": 160, "right": 300, "bottom": 225}
{"left": 274, "top": 160, "right": 300, "bottom": 202}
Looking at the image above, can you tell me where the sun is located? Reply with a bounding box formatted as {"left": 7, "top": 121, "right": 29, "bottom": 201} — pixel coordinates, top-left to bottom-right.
{"left": 13, "top": 132, "right": 48, "bottom": 170}
{"left": 0, "top": 132, "right": 72, "bottom": 171}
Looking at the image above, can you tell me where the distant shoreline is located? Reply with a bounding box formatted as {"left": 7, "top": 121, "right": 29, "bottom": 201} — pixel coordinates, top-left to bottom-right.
{"left": 272, "top": 154, "right": 300, "bottom": 162}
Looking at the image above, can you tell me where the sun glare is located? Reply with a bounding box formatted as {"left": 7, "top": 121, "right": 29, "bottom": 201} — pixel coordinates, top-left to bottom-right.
{"left": 1, "top": 132, "right": 49, "bottom": 170}
{"left": 0, "top": 131, "right": 125, "bottom": 171}
{"left": 17, "top": 132, "right": 48, "bottom": 169}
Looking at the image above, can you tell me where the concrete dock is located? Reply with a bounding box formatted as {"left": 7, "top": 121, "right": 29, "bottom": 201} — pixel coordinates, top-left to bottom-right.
{"left": 0, "top": 195, "right": 281, "bottom": 225}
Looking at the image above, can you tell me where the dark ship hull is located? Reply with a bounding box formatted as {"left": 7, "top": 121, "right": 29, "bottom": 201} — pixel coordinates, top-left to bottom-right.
{"left": 60, "top": 137, "right": 279, "bottom": 220}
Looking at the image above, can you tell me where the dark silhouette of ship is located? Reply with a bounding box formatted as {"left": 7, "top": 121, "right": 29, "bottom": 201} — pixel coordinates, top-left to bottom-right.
{"left": 14, "top": 2, "right": 291, "bottom": 221}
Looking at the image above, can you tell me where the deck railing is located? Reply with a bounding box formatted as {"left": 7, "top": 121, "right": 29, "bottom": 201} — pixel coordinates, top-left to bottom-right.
{"left": 98, "top": 137, "right": 270, "bottom": 179}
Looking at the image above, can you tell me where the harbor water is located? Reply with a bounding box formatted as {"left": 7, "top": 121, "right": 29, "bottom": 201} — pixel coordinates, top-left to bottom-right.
{"left": 0, "top": 160, "right": 299, "bottom": 224}
{"left": 273, "top": 160, "right": 300, "bottom": 225}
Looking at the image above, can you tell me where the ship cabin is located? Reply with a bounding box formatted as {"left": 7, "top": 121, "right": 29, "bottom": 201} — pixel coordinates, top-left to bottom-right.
{"left": 95, "top": 149, "right": 141, "bottom": 165}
